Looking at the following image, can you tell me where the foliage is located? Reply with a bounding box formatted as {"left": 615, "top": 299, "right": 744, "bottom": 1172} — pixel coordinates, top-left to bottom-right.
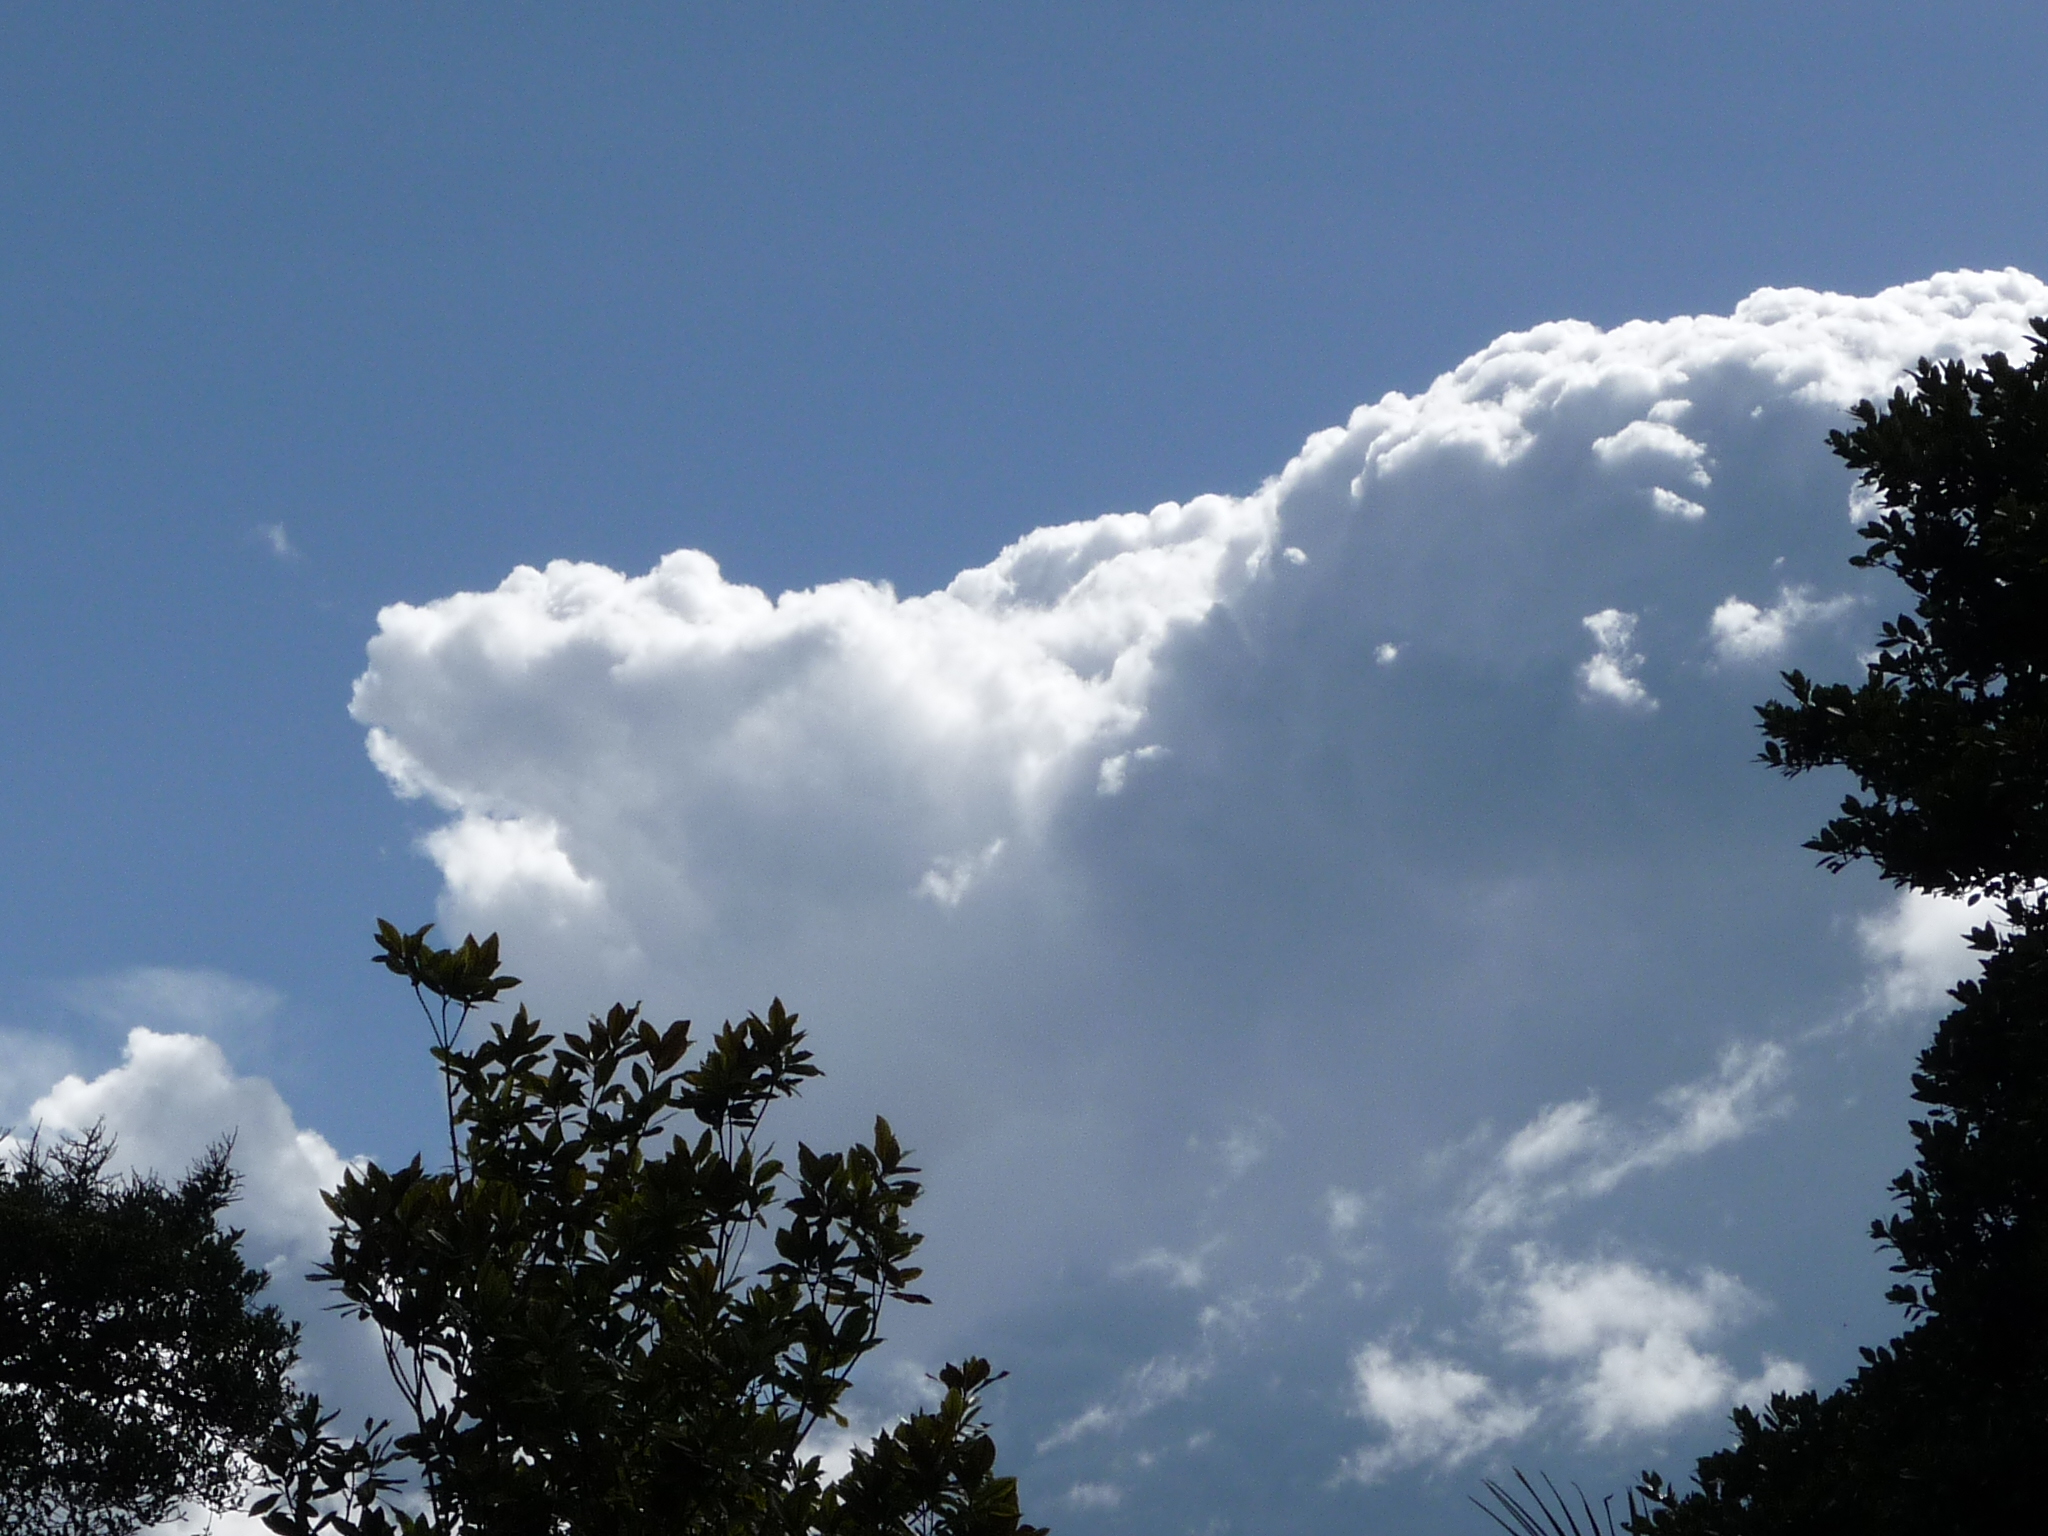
{"left": 1757, "top": 318, "right": 2048, "bottom": 901}
{"left": 254, "top": 921, "right": 1044, "bottom": 1536}
{"left": 1628, "top": 326, "right": 2048, "bottom": 1531}
{"left": 1475, "top": 1470, "right": 1633, "bottom": 1536}
{"left": 0, "top": 1124, "right": 299, "bottom": 1536}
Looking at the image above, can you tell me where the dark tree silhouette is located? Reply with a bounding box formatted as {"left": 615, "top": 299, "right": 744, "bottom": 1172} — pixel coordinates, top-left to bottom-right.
{"left": 254, "top": 923, "right": 1044, "bottom": 1536}
{"left": 0, "top": 1124, "right": 299, "bottom": 1536}
{"left": 1629, "top": 323, "right": 2048, "bottom": 1532}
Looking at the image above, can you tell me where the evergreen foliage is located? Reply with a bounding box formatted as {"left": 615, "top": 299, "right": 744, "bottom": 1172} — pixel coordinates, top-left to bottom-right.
{"left": 254, "top": 922, "right": 1044, "bottom": 1536}
{"left": 0, "top": 1125, "right": 298, "bottom": 1536}
{"left": 1630, "top": 323, "right": 2048, "bottom": 1532}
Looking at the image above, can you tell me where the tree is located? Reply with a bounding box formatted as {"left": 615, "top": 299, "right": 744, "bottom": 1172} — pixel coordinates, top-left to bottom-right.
{"left": 0, "top": 1124, "right": 299, "bottom": 1536}
{"left": 254, "top": 923, "right": 1045, "bottom": 1536}
{"left": 1629, "top": 324, "right": 2048, "bottom": 1531}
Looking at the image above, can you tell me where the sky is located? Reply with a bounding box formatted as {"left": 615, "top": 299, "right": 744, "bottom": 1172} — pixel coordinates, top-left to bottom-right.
{"left": 3, "top": 6, "right": 2048, "bottom": 1533}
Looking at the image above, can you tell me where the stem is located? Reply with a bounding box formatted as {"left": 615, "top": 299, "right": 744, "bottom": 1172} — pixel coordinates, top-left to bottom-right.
{"left": 412, "top": 983, "right": 471, "bottom": 1184}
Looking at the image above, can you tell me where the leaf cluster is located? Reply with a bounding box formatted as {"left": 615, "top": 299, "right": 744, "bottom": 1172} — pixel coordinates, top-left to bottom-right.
{"left": 257, "top": 925, "right": 1043, "bottom": 1536}
{"left": 0, "top": 1124, "right": 298, "bottom": 1536}
{"left": 1758, "top": 319, "right": 2048, "bottom": 900}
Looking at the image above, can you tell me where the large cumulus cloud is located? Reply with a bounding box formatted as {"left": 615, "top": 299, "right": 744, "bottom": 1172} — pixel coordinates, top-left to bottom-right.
{"left": 346, "top": 271, "right": 2041, "bottom": 1529}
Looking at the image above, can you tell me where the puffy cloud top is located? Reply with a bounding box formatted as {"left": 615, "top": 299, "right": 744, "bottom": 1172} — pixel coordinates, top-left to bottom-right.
{"left": 355, "top": 269, "right": 2043, "bottom": 962}
{"left": 356, "top": 494, "right": 1273, "bottom": 933}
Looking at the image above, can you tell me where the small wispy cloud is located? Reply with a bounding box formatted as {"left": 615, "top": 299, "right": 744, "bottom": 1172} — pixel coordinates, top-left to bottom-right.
{"left": 0, "top": 1029, "right": 75, "bottom": 1124}
{"left": 1064, "top": 1482, "right": 1124, "bottom": 1511}
{"left": 1708, "top": 585, "right": 1855, "bottom": 663}
{"left": 1325, "top": 1187, "right": 1376, "bottom": 1240}
{"left": 917, "top": 838, "right": 1006, "bottom": 906}
{"left": 62, "top": 966, "right": 282, "bottom": 1037}
{"left": 1186, "top": 1113, "right": 1279, "bottom": 1185}
{"left": 255, "top": 522, "right": 299, "bottom": 561}
{"left": 1097, "top": 743, "right": 1166, "bottom": 796}
{"left": 1115, "top": 1237, "right": 1222, "bottom": 1291}
{"left": 1038, "top": 1348, "right": 1217, "bottom": 1452}
{"left": 1039, "top": 1257, "right": 1320, "bottom": 1451}
{"left": 1459, "top": 1041, "right": 1791, "bottom": 1239}
{"left": 1579, "top": 609, "right": 1655, "bottom": 709}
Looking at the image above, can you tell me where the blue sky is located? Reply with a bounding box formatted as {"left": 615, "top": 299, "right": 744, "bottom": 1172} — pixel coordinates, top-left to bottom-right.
{"left": 4, "top": 7, "right": 2048, "bottom": 1533}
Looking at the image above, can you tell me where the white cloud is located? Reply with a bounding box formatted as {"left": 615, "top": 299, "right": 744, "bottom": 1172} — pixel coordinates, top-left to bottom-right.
{"left": 916, "top": 837, "right": 1006, "bottom": 906}
{"left": 352, "top": 499, "right": 1274, "bottom": 943}
{"left": 23, "top": 1029, "right": 348, "bottom": 1266}
{"left": 1579, "top": 609, "right": 1654, "bottom": 709}
{"left": 1709, "top": 585, "right": 1857, "bottom": 663}
{"left": 1214, "top": 1120, "right": 1274, "bottom": 1180}
{"left": 1117, "top": 1238, "right": 1221, "bottom": 1291}
{"left": 1503, "top": 1249, "right": 1808, "bottom": 1441}
{"left": 256, "top": 522, "right": 298, "bottom": 560}
{"left": 1741, "top": 1355, "right": 1815, "bottom": 1406}
{"left": 1096, "top": 743, "right": 1166, "bottom": 796}
{"left": 1649, "top": 486, "right": 1707, "bottom": 520}
{"left": 1340, "top": 1344, "right": 1537, "bottom": 1483}
{"left": 1064, "top": 1482, "right": 1125, "bottom": 1511}
{"left": 1326, "top": 1187, "right": 1375, "bottom": 1239}
{"left": 1856, "top": 889, "right": 1980, "bottom": 1017}
{"left": 1591, "top": 418, "right": 1713, "bottom": 488}
{"left": 423, "top": 813, "right": 603, "bottom": 913}
{"left": 1499, "top": 1098, "right": 1603, "bottom": 1176}
{"left": 1461, "top": 1042, "right": 1790, "bottom": 1236}
{"left": 1507, "top": 1251, "right": 1747, "bottom": 1363}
